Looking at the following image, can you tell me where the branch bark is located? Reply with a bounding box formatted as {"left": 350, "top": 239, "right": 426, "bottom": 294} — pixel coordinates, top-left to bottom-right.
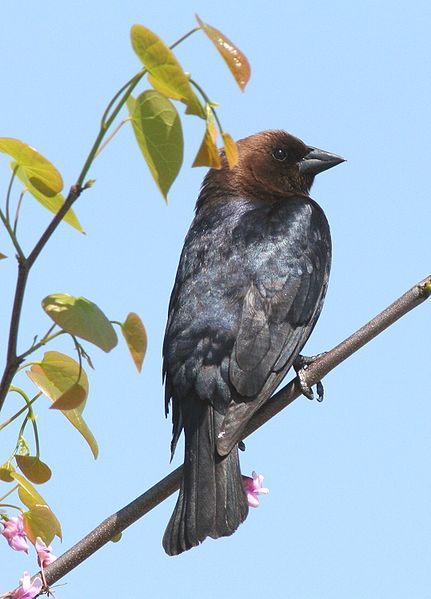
{"left": 33, "top": 275, "right": 430, "bottom": 590}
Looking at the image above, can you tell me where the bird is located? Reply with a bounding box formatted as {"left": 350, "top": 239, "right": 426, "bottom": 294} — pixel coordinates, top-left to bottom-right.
{"left": 162, "top": 129, "right": 344, "bottom": 555}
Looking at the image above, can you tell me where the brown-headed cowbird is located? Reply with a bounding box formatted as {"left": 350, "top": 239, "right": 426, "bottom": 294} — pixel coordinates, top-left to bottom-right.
{"left": 162, "top": 130, "right": 344, "bottom": 555}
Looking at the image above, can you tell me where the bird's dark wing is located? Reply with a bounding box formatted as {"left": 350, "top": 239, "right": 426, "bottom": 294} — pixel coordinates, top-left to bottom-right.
{"left": 164, "top": 197, "right": 330, "bottom": 457}
{"left": 217, "top": 216, "right": 330, "bottom": 455}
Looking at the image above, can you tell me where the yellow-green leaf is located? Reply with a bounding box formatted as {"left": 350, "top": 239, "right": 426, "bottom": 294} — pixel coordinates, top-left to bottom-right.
{"left": 0, "top": 137, "right": 63, "bottom": 197}
{"left": 15, "top": 455, "right": 52, "bottom": 484}
{"left": 193, "top": 114, "right": 221, "bottom": 169}
{"left": 121, "top": 312, "right": 147, "bottom": 372}
{"left": 27, "top": 351, "right": 88, "bottom": 407}
{"left": 12, "top": 471, "right": 47, "bottom": 507}
{"left": 13, "top": 163, "right": 83, "bottom": 232}
{"left": 27, "top": 352, "right": 98, "bottom": 458}
{"left": 23, "top": 505, "right": 61, "bottom": 544}
{"left": 0, "top": 462, "right": 15, "bottom": 482}
{"left": 130, "top": 24, "right": 204, "bottom": 117}
{"left": 13, "top": 471, "right": 63, "bottom": 541}
{"left": 61, "top": 404, "right": 98, "bottom": 459}
{"left": 128, "top": 90, "right": 183, "bottom": 199}
{"left": 42, "top": 294, "right": 118, "bottom": 352}
{"left": 196, "top": 15, "right": 251, "bottom": 91}
{"left": 222, "top": 133, "right": 239, "bottom": 168}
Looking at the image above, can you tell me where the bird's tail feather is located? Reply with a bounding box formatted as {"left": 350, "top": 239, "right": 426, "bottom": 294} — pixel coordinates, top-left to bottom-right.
{"left": 163, "top": 402, "right": 249, "bottom": 556}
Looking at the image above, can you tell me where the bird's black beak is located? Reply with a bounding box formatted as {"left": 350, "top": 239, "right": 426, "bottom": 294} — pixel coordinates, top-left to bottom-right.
{"left": 298, "top": 146, "right": 345, "bottom": 176}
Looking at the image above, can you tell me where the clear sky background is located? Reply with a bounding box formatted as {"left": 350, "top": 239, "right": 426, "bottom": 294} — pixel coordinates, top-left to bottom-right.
{"left": 1, "top": 2, "right": 430, "bottom": 598}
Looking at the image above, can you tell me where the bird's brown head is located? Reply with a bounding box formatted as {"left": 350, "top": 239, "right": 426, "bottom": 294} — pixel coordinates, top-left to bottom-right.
{"left": 198, "top": 130, "right": 344, "bottom": 207}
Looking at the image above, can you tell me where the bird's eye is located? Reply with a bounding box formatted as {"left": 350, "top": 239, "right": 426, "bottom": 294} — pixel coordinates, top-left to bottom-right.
{"left": 272, "top": 148, "right": 288, "bottom": 161}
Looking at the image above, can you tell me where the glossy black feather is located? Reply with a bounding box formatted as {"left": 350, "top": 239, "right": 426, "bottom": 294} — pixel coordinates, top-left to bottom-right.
{"left": 162, "top": 130, "right": 341, "bottom": 555}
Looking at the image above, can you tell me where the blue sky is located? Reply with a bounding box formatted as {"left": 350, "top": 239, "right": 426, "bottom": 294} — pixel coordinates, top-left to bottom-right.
{"left": 1, "top": 2, "right": 430, "bottom": 597}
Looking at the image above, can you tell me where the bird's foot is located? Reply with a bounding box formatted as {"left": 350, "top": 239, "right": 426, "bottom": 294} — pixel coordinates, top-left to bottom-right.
{"left": 293, "top": 353, "right": 326, "bottom": 402}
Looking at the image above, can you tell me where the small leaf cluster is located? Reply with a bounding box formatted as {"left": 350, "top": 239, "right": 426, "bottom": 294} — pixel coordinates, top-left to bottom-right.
{"left": 128, "top": 15, "right": 250, "bottom": 198}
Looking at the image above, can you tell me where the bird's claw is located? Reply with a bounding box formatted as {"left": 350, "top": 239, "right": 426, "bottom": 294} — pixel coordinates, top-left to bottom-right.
{"left": 294, "top": 353, "right": 326, "bottom": 402}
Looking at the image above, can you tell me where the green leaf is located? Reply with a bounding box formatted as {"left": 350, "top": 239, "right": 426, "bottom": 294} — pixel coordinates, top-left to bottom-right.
{"left": 128, "top": 90, "right": 183, "bottom": 199}
{"left": 196, "top": 15, "right": 251, "bottom": 91}
{"left": 0, "top": 137, "right": 63, "bottom": 196}
{"left": 23, "top": 505, "right": 61, "bottom": 544}
{"left": 27, "top": 351, "right": 98, "bottom": 459}
{"left": 42, "top": 294, "right": 118, "bottom": 352}
{"left": 15, "top": 455, "right": 52, "bottom": 484}
{"left": 121, "top": 312, "right": 147, "bottom": 372}
{"left": 130, "top": 24, "right": 204, "bottom": 117}
{"left": 12, "top": 162, "right": 83, "bottom": 232}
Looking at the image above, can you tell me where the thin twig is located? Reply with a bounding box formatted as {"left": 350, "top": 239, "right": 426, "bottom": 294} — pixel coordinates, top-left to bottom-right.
{"left": 36, "top": 275, "right": 430, "bottom": 588}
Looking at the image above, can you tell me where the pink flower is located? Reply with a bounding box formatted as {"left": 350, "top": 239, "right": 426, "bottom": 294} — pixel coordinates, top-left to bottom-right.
{"left": 243, "top": 471, "right": 269, "bottom": 508}
{"left": 12, "top": 572, "right": 43, "bottom": 599}
{"left": 1, "top": 513, "right": 29, "bottom": 553}
{"left": 35, "top": 537, "right": 56, "bottom": 568}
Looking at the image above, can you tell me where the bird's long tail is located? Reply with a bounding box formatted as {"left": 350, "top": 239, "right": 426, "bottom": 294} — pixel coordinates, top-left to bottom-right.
{"left": 162, "top": 400, "right": 249, "bottom": 556}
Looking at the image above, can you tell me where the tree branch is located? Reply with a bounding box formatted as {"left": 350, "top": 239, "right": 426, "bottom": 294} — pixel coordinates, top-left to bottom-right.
{"left": 0, "top": 186, "right": 83, "bottom": 414}
{"left": 33, "top": 275, "right": 430, "bottom": 590}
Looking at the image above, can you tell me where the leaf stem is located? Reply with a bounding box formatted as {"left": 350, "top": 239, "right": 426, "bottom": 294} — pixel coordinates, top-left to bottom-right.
{"left": 5, "top": 165, "right": 18, "bottom": 225}
{"left": 13, "top": 190, "right": 26, "bottom": 235}
{"left": 0, "top": 502, "right": 21, "bottom": 511}
{"left": 170, "top": 26, "right": 200, "bottom": 50}
{"left": 101, "top": 71, "right": 145, "bottom": 127}
{"left": 19, "top": 330, "right": 64, "bottom": 362}
{"left": 0, "top": 391, "right": 40, "bottom": 432}
{"left": 189, "top": 78, "right": 224, "bottom": 133}
{"left": 0, "top": 208, "right": 26, "bottom": 261}
{"left": 95, "top": 119, "right": 129, "bottom": 158}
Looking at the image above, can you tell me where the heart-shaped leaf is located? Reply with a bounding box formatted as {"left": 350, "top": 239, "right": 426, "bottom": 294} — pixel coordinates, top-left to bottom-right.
{"left": 0, "top": 137, "right": 63, "bottom": 196}
{"left": 12, "top": 162, "right": 83, "bottom": 232}
{"left": 27, "top": 351, "right": 88, "bottom": 408}
{"left": 196, "top": 15, "right": 251, "bottom": 91}
{"left": 42, "top": 294, "right": 117, "bottom": 352}
{"left": 15, "top": 456, "right": 52, "bottom": 484}
{"left": 128, "top": 90, "right": 183, "bottom": 199}
{"left": 130, "top": 24, "right": 204, "bottom": 117}
{"left": 27, "top": 352, "right": 98, "bottom": 458}
{"left": 121, "top": 312, "right": 147, "bottom": 372}
{"left": 23, "top": 505, "right": 61, "bottom": 545}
